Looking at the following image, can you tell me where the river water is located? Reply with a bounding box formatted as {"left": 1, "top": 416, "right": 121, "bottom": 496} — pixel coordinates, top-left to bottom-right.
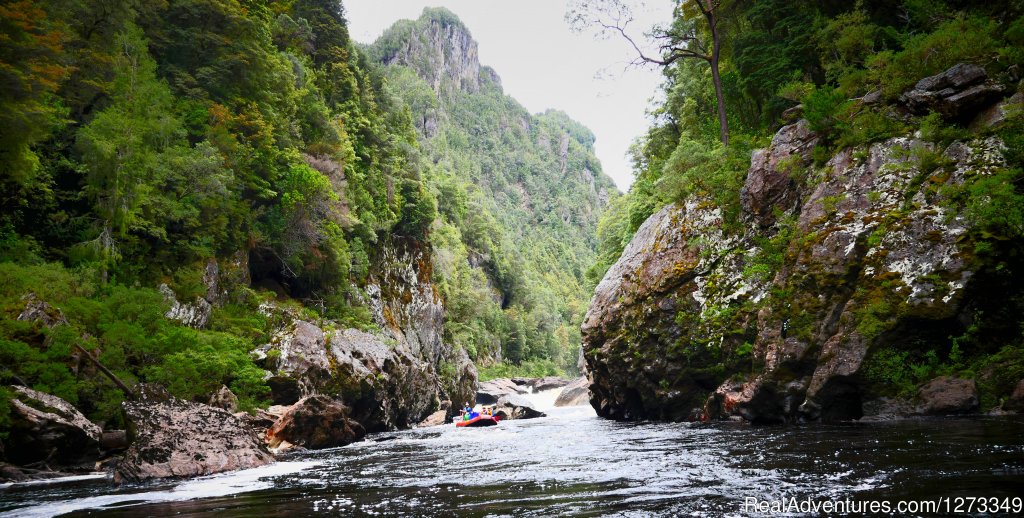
{"left": 3, "top": 391, "right": 1023, "bottom": 517}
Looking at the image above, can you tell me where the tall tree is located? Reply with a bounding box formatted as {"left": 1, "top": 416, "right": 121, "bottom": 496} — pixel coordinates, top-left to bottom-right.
{"left": 569, "top": 0, "right": 730, "bottom": 145}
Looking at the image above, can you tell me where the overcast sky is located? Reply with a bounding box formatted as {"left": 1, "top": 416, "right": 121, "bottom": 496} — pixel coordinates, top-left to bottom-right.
{"left": 343, "top": 1, "right": 673, "bottom": 191}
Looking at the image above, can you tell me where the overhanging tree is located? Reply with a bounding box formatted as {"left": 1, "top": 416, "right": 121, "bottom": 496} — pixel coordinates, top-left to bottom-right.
{"left": 569, "top": 0, "right": 730, "bottom": 145}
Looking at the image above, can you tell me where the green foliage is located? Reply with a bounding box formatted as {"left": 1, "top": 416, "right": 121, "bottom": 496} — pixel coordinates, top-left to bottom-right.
{"left": 0, "top": 0, "right": 69, "bottom": 198}
{"left": 743, "top": 214, "right": 796, "bottom": 282}
{"left": 477, "top": 359, "right": 563, "bottom": 382}
{"left": 867, "top": 15, "right": 999, "bottom": 99}
{"left": 0, "top": 261, "right": 271, "bottom": 425}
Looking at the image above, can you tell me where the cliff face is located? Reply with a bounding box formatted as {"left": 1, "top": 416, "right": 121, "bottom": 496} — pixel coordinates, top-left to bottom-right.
{"left": 254, "top": 237, "right": 476, "bottom": 432}
{"left": 380, "top": 15, "right": 481, "bottom": 94}
{"left": 583, "top": 70, "right": 1023, "bottom": 423}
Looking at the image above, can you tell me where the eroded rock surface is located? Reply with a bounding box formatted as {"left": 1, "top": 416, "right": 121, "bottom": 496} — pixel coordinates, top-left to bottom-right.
{"left": 116, "top": 397, "right": 272, "bottom": 483}
{"left": 265, "top": 396, "right": 365, "bottom": 451}
{"left": 583, "top": 105, "right": 1015, "bottom": 423}
{"left": 5, "top": 386, "right": 101, "bottom": 468}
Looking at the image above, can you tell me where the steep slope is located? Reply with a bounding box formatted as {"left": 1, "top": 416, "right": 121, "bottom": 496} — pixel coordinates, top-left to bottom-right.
{"left": 368, "top": 8, "right": 618, "bottom": 374}
{"left": 0, "top": 0, "right": 474, "bottom": 448}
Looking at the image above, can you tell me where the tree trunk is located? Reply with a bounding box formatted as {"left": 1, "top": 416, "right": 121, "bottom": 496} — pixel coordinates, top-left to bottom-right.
{"left": 704, "top": 7, "right": 729, "bottom": 146}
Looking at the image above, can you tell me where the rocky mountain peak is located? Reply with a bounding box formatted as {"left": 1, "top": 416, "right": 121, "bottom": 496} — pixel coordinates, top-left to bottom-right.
{"left": 374, "top": 7, "right": 482, "bottom": 93}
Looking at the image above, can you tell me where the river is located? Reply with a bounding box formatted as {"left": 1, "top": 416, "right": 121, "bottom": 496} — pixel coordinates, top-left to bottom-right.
{"left": 3, "top": 391, "right": 1023, "bottom": 517}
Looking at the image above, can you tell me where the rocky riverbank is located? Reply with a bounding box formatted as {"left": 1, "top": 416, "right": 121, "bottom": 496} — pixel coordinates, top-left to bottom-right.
{"left": 583, "top": 63, "right": 1024, "bottom": 424}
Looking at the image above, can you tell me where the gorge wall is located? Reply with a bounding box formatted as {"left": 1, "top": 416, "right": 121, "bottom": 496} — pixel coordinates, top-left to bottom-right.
{"left": 583, "top": 67, "right": 1024, "bottom": 423}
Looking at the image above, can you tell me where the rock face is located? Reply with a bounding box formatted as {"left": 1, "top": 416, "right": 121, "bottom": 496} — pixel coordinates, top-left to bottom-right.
{"left": 380, "top": 11, "right": 480, "bottom": 93}
{"left": 900, "top": 63, "right": 1004, "bottom": 121}
{"left": 583, "top": 92, "right": 1016, "bottom": 422}
{"left": 116, "top": 396, "right": 272, "bottom": 483}
{"left": 265, "top": 396, "right": 365, "bottom": 451}
{"left": 554, "top": 377, "right": 591, "bottom": 407}
{"left": 253, "top": 238, "right": 476, "bottom": 432}
{"left": 5, "top": 386, "right": 101, "bottom": 467}
{"left": 740, "top": 120, "right": 818, "bottom": 227}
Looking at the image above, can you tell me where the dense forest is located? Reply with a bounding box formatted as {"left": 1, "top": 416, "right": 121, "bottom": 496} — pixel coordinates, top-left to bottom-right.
{"left": 0, "top": 0, "right": 612, "bottom": 435}
{"left": 580, "top": 0, "right": 1024, "bottom": 415}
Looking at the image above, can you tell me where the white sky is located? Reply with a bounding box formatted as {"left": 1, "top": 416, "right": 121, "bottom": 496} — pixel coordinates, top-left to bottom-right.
{"left": 343, "top": 1, "right": 673, "bottom": 191}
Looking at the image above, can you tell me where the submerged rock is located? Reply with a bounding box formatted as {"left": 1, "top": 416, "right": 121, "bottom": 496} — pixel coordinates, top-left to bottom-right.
{"left": 115, "top": 397, "right": 272, "bottom": 483}
{"left": 5, "top": 386, "right": 101, "bottom": 468}
{"left": 554, "top": 378, "right": 591, "bottom": 407}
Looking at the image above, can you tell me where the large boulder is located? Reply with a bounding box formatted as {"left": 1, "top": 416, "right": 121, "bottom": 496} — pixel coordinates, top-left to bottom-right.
{"left": 328, "top": 328, "right": 439, "bottom": 432}
{"left": 265, "top": 396, "right": 365, "bottom": 451}
{"left": 583, "top": 198, "right": 753, "bottom": 421}
{"left": 494, "top": 394, "right": 546, "bottom": 420}
{"left": 917, "top": 376, "right": 978, "bottom": 415}
{"left": 115, "top": 396, "right": 273, "bottom": 483}
{"left": 476, "top": 378, "right": 528, "bottom": 405}
{"left": 5, "top": 386, "right": 101, "bottom": 468}
{"left": 554, "top": 378, "right": 591, "bottom": 407}
{"left": 900, "top": 63, "right": 1004, "bottom": 121}
{"left": 208, "top": 385, "right": 239, "bottom": 412}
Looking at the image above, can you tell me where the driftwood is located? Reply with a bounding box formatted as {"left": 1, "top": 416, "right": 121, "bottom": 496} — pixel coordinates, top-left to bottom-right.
{"left": 73, "top": 344, "right": 136, "bottom": 400}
